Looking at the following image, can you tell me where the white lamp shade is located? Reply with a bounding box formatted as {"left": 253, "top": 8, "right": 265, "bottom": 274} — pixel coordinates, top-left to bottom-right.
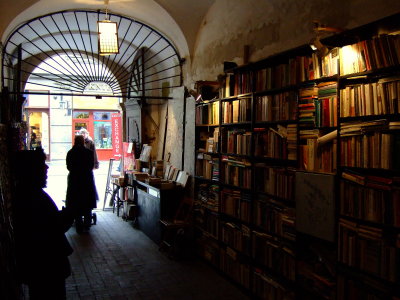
{"left": 98, "top": 20, "right": 119, "bottom": 55}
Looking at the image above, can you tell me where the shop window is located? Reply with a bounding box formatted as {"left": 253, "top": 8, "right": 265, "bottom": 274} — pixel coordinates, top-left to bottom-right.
{"left": 94, "top": 121, "right": 112, "bottom": 149}
{"left": 94, "top": 112, "right": 111, "bottom": 120}
{"left": 73, "top": 111, "right": 89, "bottom": 119}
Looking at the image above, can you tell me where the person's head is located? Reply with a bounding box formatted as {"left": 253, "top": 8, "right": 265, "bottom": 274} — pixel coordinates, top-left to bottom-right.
{"left": 13, "top": 148, "right": 48, "bottom": 188}
{"left": 74, "top": 135, "right": 85, "bottom": 147}
{"left": 79, "top": 128, "right": 89, "bottom": 139}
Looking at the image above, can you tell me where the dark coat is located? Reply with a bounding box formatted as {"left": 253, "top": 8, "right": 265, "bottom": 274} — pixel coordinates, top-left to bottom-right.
{"left": 13, "top": 187, "right": 73, "bottom": 284}
{"left": 84, "top": 136, "right": 99, "bottom": 169}
{"left": 66, "top": 145, "right": 98, "bottom": 214}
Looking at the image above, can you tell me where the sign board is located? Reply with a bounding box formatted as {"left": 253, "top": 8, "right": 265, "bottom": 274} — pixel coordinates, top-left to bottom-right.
{"left": 111, "top": 113, "right": 122, "bottom": 159}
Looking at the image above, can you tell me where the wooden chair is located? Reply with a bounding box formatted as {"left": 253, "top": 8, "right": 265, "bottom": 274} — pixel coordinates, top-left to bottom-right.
{"left": 159, "top": 196, "right": 193, "bottom": 258}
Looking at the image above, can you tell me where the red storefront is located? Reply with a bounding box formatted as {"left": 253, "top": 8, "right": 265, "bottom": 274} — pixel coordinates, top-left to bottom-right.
{"left": 72, "top": 110, "right": 122, "bottom": 161}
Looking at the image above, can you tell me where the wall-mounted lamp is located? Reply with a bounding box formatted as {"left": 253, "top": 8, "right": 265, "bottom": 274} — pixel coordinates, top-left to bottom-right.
{"left": 310, "top": 36, "right": 329, "bottom": 57}
{"left": 310, "top": 21, "right": 343, "bottom": 57}
{"left": 97, "top": 1, "right": 119, "bottom": 55}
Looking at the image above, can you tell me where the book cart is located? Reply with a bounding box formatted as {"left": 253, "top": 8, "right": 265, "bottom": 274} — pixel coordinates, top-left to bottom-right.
{"left": 194, "top": 12, "right": 400, "bottom": 300}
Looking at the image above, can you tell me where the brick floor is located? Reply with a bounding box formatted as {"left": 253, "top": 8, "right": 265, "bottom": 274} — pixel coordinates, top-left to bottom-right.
{"left": 64, "top": 210, "right": 250, "bottom": 300}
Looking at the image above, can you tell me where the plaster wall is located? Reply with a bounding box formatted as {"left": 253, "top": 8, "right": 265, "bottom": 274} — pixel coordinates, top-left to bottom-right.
{"left": 156, "top": 86, "right": 186, "bottom": 170}
{"left": 189, "top": 0, "right": 400, "bottom": 83}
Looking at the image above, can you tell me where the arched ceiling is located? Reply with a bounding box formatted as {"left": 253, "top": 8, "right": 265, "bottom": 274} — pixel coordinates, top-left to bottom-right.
{"left": 2, "top": 10, "right": 184, "bottom": 99}
{"left": 0, "top": 0, "right": 216, "bottom": 61}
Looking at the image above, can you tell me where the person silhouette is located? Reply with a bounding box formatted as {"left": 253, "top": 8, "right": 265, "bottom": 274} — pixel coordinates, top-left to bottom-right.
{"left": 66, "top": 135, "right": 98, "bottom": 233}
{"left": 12, "top": 148, "right": 74, "bottom": 300}
{"left": 79, "top": 128, "right": 99, "bottom": 169}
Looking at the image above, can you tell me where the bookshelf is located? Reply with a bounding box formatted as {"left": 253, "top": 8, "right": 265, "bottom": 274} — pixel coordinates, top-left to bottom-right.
{"left": 194, "top": 12, "right": 400, "bottom": 300}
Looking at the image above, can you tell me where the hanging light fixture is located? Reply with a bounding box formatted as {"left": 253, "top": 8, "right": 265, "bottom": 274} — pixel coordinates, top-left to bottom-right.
{"left": 98, "top": 0, "right": 119, "bottom": 55}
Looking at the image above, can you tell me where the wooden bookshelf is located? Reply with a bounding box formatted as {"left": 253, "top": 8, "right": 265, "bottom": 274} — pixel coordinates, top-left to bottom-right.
{"left": 194, "top": 12, "right": 400, "bottom": 300}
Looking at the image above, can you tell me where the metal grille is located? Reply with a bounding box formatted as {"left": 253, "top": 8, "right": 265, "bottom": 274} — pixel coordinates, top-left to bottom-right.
{"left": 1, "top": 10, "right": 183, "bottom": 99}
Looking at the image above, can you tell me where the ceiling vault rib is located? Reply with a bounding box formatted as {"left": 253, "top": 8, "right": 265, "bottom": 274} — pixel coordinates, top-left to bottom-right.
{"left": 86, "top": 12, "right": 98, "bottom": 84}
{"left": 73, "top": 11, "right": 95, "bottom": 82}
{"left": 104, "top": 22, "right": 142, "bottom": 83}
{"left": 74, "top": 11, "right": 97, "bottom": 83}
{"left": 112, "top": 27, "right": 151, "bottom": 82}
{"left": 60, "top": 13, "right": 93, "bottom": 84}
{"left": 14, "top": 30, "right": 85, "bottom": 87}
{"left": 4, "top": 76, "right": 84, "bottom": 93}
{"left": 38, "top": 18, "right": 85, "bottom": 80}
{"left": 2, "top": 10, "right": 183, "bottom": 99}
{"left": 48, "top": 14, "right": 92, "bottom": 85}
{"left": 4, "top": 43, "right": 86, "bottom": 91}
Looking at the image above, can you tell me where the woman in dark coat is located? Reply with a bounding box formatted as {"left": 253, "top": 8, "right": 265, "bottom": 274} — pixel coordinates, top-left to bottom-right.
{"left": 12, "top": 149, "right": 73, "bottom": 299}
{"left": 66, "top": 135, "right": 98, "bottom": 233}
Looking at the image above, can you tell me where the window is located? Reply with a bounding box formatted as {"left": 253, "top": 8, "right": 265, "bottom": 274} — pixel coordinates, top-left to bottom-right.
{"left": 94, "top": 121, "right": 112, "bottom": 149}
{"left": 73, "top": 111, "right": 89, "bottom": 119}
{"left": 94, "top": 112, "right": 111, "bottom": 120}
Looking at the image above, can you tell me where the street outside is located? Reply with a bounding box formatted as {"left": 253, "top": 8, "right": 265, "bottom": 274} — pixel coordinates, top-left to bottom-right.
{"left": 44, "top": 159, "right": 120, "bottom": 210}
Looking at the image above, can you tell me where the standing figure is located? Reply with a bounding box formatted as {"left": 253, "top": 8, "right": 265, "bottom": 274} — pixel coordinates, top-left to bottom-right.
{"left": 79, "top": 127, "right": 99, "bottom": 169}
{"left": 12, "top": 148, "right": 74, "bottom": 300}
{"left": 66, "top": 135, "right": 98, "bottom": 233}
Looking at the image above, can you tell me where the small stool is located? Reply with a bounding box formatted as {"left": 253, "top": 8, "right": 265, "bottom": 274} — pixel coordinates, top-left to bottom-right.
{"left": 111, "top": 183, "right": 124, "bottom": 217}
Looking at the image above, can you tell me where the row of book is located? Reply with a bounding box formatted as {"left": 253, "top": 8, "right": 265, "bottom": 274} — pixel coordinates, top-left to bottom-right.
{"left": 221, "top": 129, "right": 251, "bottom": 155}
{"left": 340, "top": 34, "right": 400, "bottom": 75}
{"left": 200, "top": 75, "right": 399, "bottom": 126}
{"left": 340, "top": 77, "right": 400, "bottom": 117}
{"left": 340, "top": 171, "right": 400, "bottom": 226}
{"left": 298, "top": 81, "right": 338, "bottom": 128}
{"left": 253, "top": 124, "right": 298, "bottom": 160}
{"left": 223, "top": 34, "right": 399, "bottom": 98}
{"left": 219, "top": 247, "right": 251, "bottom": 289}
{"left": 223, "top": 72, "right": 253, "bottom": 97}
{"left": 253, "top": 52, "right": 337, "bottom": 92}
{"left": 338, "top": 218, "right": 399, "bottom": 282}
{"left": 253, "top": 270, "right": 295, "bottom": 300}
{"left": 194, "top": 207, "right": 219, "bottom": 239}
{"left": 195, "top": 101, "right": 219, "bottom": 125}
{"left": 254, "top": 165, "right": 296, "bottom": 201}
{"left": 253, "top": 195, "right": 296, "bottom": 241}
{"left": 337, "top": 273, "right": 400, "bottom": 300}
{"left": 195, "top": 235, "right": 220, "bottom": 267}
{"left": 252, "top": 231, "right": 296, "bottom": 281}
{"left": 195, "top": 182, "right": 219, "bottom": 212}
{"left": 340, "top": 131, "right": 400, "bottom": 170}
{"left": 221, "top": 156, "right": 252, "bottom": 188}
{"left": 221, "top": 221, "right": 251, "bottom": 256}
{"left": 195, "top": 153, "right": 219, "bottom": 180}
{"left": 221, "top": 98, "right": 251, "bottom": 124}
{"left": 220, "top": 221, "right": 297, "bottom": 282}
{"left": 224, "top": 50, "right": 338, "bottom": 98}
{"left": 254, "top": 91, "right": 298, "bottom": 122}
{"left": 220, "top": 189, "right": 251, "bottom": 223}
{"left": 298, "top": 135, "right": 337, "bottom": 173}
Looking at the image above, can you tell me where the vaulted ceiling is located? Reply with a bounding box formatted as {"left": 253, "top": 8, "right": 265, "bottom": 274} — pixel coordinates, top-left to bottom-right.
{"left": 0, "top": 0, "right": 216, "bottom": 98}
{"left": 0, "top": 0, "right": 216, "bottom": 60}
